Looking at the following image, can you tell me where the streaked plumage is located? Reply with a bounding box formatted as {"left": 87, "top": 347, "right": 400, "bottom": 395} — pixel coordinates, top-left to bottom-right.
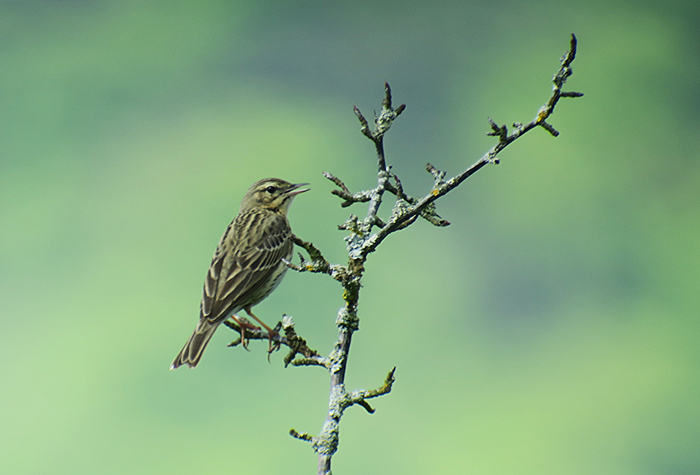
{"left": 171, "top": 178, "right": 308, "bottom": 369}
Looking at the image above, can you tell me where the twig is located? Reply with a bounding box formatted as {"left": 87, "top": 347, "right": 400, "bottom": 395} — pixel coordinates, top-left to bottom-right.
{"left": 323, "top": 172, "right": 372, "bottom": 208}
{"left": 290, "top": 429, "right": 315, "bottom": 443}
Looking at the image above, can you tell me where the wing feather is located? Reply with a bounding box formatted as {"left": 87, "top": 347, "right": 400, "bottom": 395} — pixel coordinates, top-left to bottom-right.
{"left": 199, "top": 209, "right": 292, "bottom": 326}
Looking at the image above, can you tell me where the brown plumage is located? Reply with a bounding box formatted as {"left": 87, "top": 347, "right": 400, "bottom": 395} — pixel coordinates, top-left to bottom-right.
{"left": 171, "top": 178, "right": 308, "bottom": 369}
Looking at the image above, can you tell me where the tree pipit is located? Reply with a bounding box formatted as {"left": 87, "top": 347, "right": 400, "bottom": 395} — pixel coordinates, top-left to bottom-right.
{"left": 171, "top": 178, "right": 308, "bottom": 369}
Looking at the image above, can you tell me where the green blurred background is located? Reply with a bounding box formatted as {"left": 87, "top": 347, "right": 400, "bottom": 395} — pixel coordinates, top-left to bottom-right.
{"left": 1, "top": 0, "right": 698, "bottom": 473}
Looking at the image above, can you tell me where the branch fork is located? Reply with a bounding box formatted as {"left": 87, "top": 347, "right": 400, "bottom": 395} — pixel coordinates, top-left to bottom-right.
{"left": 289, "top": 367, "right": 397, "bottom": 456}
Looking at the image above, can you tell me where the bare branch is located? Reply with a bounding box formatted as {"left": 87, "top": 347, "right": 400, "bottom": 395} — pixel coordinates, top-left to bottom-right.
{"left": 358, "top": 34, "right": 582, "bottom": 257}
{"left": 384, "top": 178, "right": 451, "bottom": 227}
{"left": 323, "top": 171, "right": 372, "bottom": 207}
{"left": 290, "top": 356, "right": 329, "bottom": 368}
{"left": 262, "top": 34, "right": 581, "bottom": 475}
{"left": 535, "top": 33, "right": 583, "bottom": 127}
{"left": 561, "top": 91, "right": 584, "bottom": 98}
{"left": 314, "top": 368, "right": 397, "bottom": 472}
{"left": 347, "top": 366, "right": 397, "bottom": 413}
{"left": 353, "top": 105, "right": 374, "bottom": 141}
{"left": 425, "top": 162, "right": 447, "bottom": 187}
{"left": 375, "top": 82, "right": 406, "bottom": 140}
{"left": 351, "top": 82, "right": 408, "bottom": 235}
{"left": 540, "top": 120, "right": 560, "bottom": 137}
{"left": 285, "top": 235, "right": 351, "bottom": 285}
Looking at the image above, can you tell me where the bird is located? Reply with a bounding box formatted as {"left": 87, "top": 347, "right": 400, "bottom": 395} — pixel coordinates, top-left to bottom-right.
{"left": 171, "top": 178, "right": 309, "bottom": 369}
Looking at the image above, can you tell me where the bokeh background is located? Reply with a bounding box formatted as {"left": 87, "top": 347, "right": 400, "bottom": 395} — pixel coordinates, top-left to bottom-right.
{"left": 2, "top": 0, "right": 698, "bottom": 473}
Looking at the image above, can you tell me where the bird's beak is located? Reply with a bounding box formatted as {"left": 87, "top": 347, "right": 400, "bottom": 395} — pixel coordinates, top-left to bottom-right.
{"left": 286, "top": 183, "right": 310, "bottom": 196}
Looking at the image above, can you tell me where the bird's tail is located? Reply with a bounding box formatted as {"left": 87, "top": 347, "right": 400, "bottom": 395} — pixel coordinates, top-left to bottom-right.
{"left": 170, "top": 322, "right": 219, "bottom": 370}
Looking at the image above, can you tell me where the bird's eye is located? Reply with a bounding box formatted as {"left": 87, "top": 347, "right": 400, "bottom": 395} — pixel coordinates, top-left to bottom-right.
{"left": 265, "top": 186, "right": 277, "bottom": 194}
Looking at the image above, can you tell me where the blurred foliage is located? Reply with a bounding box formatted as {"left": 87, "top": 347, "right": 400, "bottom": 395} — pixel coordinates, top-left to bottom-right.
{"left": 1, "top": 0, "right": 699, "bottom": 474}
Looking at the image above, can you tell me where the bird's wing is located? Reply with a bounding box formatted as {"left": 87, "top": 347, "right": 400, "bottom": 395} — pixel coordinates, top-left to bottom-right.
{"left": 200, "top": 212, "right": 292, "bottom": 326}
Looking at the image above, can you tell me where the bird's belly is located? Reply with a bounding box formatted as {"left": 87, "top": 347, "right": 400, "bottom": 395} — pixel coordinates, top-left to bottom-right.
{"left": 249, "top": 265, "right": 288, "bottom": 305}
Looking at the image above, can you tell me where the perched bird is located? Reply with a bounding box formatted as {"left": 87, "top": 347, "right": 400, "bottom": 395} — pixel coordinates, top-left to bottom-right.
{"left": 171, "top": 178, "right": 308, "bottom": 369}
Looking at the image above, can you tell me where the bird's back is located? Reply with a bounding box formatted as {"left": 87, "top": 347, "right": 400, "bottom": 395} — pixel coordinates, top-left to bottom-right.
{"left": 204, "top": 208, "right": 293, "bottom": 325}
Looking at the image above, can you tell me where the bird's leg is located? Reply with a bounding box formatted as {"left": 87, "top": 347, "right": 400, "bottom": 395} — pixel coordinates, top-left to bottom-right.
{"left": 230, "top": 314, "right": 260, "bottom": 351}
{"left": 243, "top": 305, "right": 279, "bottom": 353}
{"left": 243, "top": 306, "right": 277, "bottom": 334}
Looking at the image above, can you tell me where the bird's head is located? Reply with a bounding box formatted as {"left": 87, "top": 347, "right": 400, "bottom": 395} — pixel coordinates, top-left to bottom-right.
{"left": 240, "top": 178, "right": 309, "bottom": 214}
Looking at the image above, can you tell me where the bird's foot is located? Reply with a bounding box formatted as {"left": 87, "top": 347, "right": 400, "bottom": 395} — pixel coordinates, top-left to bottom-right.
{"left": 231, "top": 315, "right": 262, "bottom": 351}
